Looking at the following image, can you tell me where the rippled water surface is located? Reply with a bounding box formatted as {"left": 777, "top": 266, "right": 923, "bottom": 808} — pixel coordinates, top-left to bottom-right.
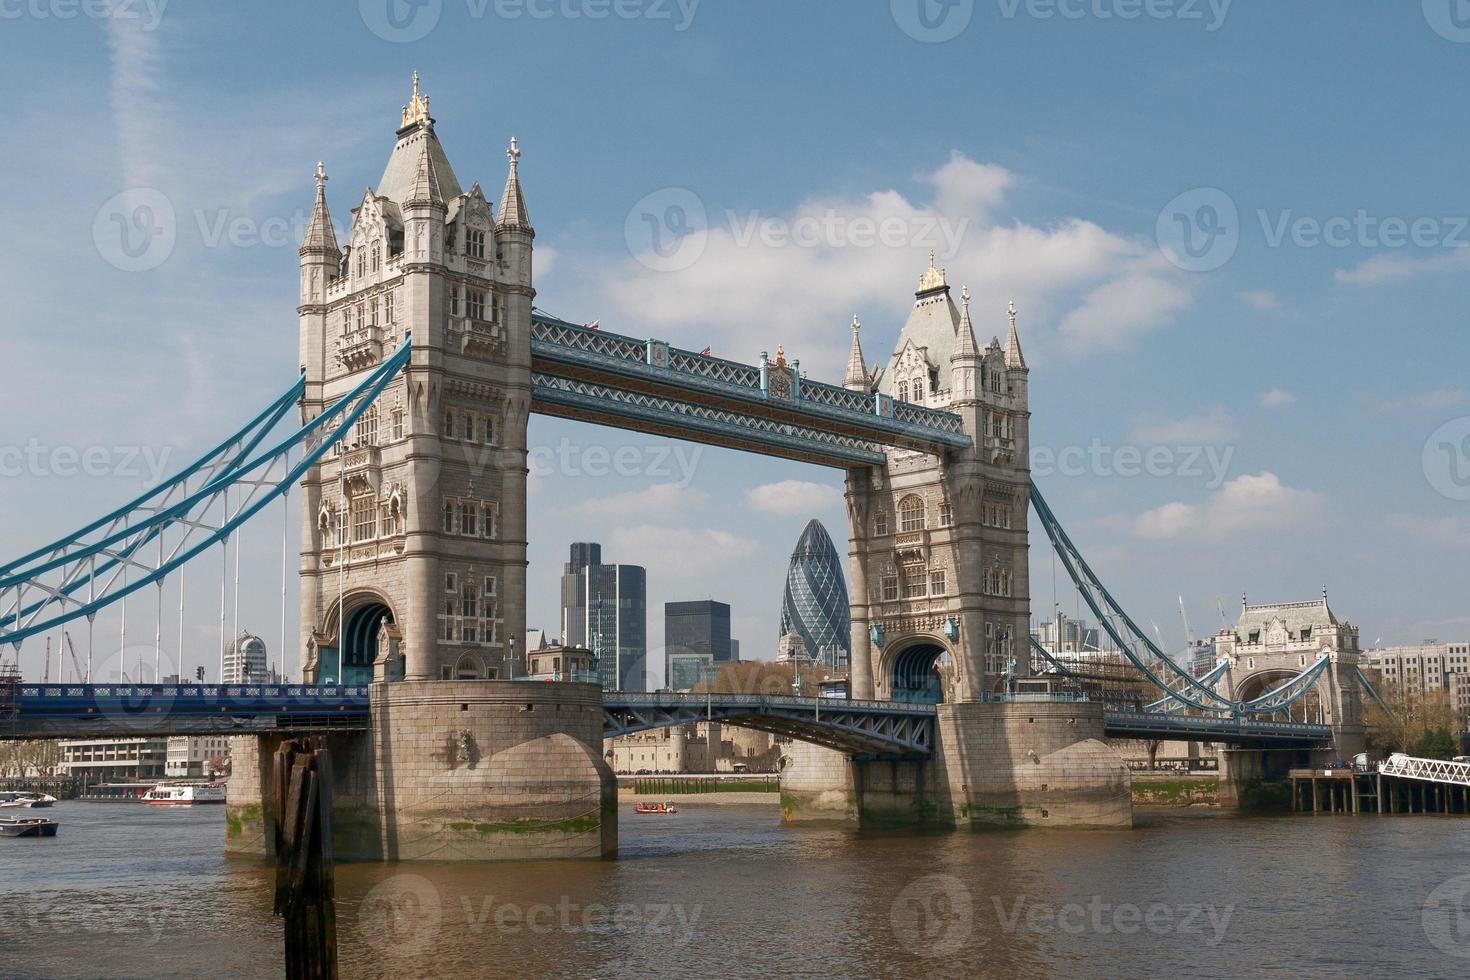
{"left": 3, "top": 800, "right": 1468, "bottom": 978}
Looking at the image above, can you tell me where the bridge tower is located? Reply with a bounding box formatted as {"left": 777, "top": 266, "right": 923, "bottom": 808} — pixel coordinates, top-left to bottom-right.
{"left": 1213, "top": 592, "right": 1367, "bottom": 803}
{"left": 783, "top": 258, "right": 1131, "bottom": 829}
{"left": 229, "top": 76, "right": 615, "bottom": 862}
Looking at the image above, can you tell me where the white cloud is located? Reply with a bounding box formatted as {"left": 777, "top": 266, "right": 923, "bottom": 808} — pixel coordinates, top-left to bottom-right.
{"left": 607, "top": 525, "right": 759, "bottom": 578}
{"left": 1334, "top": 250, "right": 1470, "bottom": 287}
{"left": 1386, "top": 514, "right": 1470, "bottom": 548}
{"left": 1259, "top": 388, "right": 1297, "bottom": 408}
{"left": 1133, "top": 472, "right": 1326, "bottom": 540}
{"left": 1238, "top": 289, "right": 1279, "bottom": 311}
{"left": 593, "top": 152, "right": 1197, "bottom": 376}
{"left": 575, "top": 483, "right": 708, "bottom": 519}
{"left": 1130, "top": 406, "right": 1236, "bottom": 444}
{"left": 743, "top": 480, "right": 843, "bottom": 516}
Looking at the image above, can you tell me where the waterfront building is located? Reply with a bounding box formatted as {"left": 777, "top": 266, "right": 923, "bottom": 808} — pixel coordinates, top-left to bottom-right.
{"left": 221, "top": 632, "right": 269, "bottom": 685}
{"left": 779, "top": 519, "right": 850, "bottom": 672}
{"left": 560, "top": 542, "right": 647, "bottom": 692}
{"left": 1364, "top": 640, "right": 1470, "bottom": 720}
{"left": 606, "top": 722, "right": 779, "bottom": 773}
{"left": 59, "top": 737, "right": 167, "bottom": 782}
{"left": 664, "top": 600, "right": 731, "bottom": 692}
{"left": 165, "top": 736, "right": 232, "bottom": 778}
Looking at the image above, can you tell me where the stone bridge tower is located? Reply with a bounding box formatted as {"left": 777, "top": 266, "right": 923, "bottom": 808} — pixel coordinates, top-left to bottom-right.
{"left": 226, "top": 76, "right": 615, "bottom": 863}
{"left": 782, "top": 257, "right": 1131, "bottom": 831}
{"left": 845, "top": 256, "right": 1031, "bottom": 703}
{"left": 296, "top": 72, "right": 532, "bottom": 686}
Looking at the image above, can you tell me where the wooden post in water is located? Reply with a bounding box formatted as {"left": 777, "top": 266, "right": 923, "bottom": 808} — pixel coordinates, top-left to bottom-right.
{"left": 272, "top": 738, "right": 338, "bottom": 980}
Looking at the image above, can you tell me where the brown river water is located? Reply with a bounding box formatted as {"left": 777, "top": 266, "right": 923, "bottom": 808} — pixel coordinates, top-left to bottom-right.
{"left": 3, "top": 799, "right": 1468, "bottom": 979}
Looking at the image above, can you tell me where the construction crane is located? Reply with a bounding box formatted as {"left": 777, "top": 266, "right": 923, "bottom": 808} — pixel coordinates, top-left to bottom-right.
{"left": 64, "top": 632, "right": 84, "bottom": 685}
{"left": 43, "top": 638, "right": 50, "bottom": 683}
{"left": 1178, "top": 595, "right": 1196, "bottom": 647}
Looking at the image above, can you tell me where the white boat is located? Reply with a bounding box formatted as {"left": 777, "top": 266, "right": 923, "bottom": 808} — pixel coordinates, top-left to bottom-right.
{"left": 140, "top": 782, "right": 227, "bottom": 806}
{"left": 0, "top": 792, "right": 58, "bottom": 809}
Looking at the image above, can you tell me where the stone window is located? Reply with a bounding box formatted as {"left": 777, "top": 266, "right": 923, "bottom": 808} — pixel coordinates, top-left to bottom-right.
{"left": 369, "top": 297, "right": 378, "bottom": 326}
{"left": 371, "top": 243, "right": 381, "bottom": 272}
{"left": 930, "top": 569, "right": 946, "bottom": 596}
{"left": 356, "top": 406, "right": 378, "bottom": 448}
{"left": 874, "top": 512, "right": 889, "bottom": 536}
{"left": 350, "top": 495, "right": 376, "bottom": 543}
{"left": 897, "top": 381, "right": 909, "bottom": 403}
{"left": 384, "top": 291, "right": 394, "bottom": 324}
{"left": 356, "top": 305, "right": 365, "bottom": 330}
{"left": 484, "top": 576, "right": 497, "bottom": 597}
{"left": 443, "top": 411, "right": 455, "bottom": 439}
{"left": 938, "top": 501, "right": 952, "bottom": 527}
{"left": 902, "top": 567, "right": 926, "bottom": 599}
{"left": 390, "top": 408, "right": 405, "bottom": 440}
{"left": 467, "top": 289, "right": 485, "bottom": 320}
{"left": 444, "top": 572, "right": 458, "bottom": 593}
{"left": 898, "top": 495, "right": 925, "bottom": 533}
{"left": 379, "top": 502, "right": 396, "bottom": 537}
{"left": 442, "top": 500, "right": 457, "bottom": 534}
{"left": 460, "top": 502, "right": 477, "bottom": 537}
{"left": 463, "top": 413, "right": 475, "bottom": 443}
{"left": 467, "top": 229, "right": 486, "bottom": 259}
{"left": 881, "top": 576, "right": 898, "bottom": 602}
{"left": 492, "top": 292, "right": 504, "bottom": 324}
{"left": 450, "top": 287, "right": 461, "bottom": 317}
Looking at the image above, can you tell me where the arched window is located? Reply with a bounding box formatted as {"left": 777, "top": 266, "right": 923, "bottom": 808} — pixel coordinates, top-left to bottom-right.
{"left": 455, "top": 653, "right": 483, "bottom": 680}
{"left": 899, "top": 495, "right": 925, "bottom": 533}
{"left": 897, "top": 381, "right": 909, "bottom": 403}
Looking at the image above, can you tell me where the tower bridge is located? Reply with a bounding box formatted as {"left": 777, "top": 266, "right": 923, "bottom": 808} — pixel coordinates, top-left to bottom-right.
{"left": 0, "top": 76, "right": 1370, "bottom": 860}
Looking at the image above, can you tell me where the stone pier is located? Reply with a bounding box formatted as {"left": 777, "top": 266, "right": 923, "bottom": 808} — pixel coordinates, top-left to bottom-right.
{"left": 781, "top": 701, "right": 1132, "bottom": 830}
{"left": 226, "top": 680, "right": 617, "bottom": 862}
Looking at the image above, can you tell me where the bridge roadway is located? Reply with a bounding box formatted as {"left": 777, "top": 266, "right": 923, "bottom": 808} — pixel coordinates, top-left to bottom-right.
{"left": 2, "top": 685, "right": 1332, "bottom": 751}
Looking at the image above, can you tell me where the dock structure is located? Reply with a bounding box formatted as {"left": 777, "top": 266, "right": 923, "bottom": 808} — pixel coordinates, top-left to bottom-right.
{"left": 1291, "top": 756, "right": 1470, "bottom": 815}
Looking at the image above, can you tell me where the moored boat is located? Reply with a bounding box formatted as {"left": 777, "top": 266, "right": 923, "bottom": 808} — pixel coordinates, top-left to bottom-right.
{"left": 0, "top": 816, "right": 59, "bottom": 838}
{"left": 0, "top": 791, "right": 57, "bottom": 809}
{"left": 140, "top": 782, "right": 227, "bottom": 806}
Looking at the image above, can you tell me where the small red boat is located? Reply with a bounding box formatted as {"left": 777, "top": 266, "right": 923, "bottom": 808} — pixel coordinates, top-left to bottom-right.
{"left": 634, "top": 801, "right": 679, "bottom": 814}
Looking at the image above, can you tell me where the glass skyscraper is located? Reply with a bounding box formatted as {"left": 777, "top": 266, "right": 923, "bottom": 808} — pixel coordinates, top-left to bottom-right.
{"left": 664, "top": 599, "right": 732, "bottom": 691}
{"left": 560, "top": 542, "right": 647, "bottom": 692}
{"left": 780, "top": 519, "right": 851, "bottom": 671}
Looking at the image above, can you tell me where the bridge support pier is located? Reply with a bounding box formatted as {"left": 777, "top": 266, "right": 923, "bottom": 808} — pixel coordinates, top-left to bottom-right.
{"left": 780, "top": 701, "right": 1132, "bottom": 830}
{"left": 1217, "top": 748, "right": 1312, "bottom": 812}
{"left": 226, "top": 680, "right": 617, "bottom": 861}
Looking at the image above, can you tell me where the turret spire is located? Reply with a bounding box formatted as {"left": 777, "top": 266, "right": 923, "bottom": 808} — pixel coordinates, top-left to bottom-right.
{"left": 1003, "top": 299, "right": 1027, "bottom": 369}
{"left": 917, "top": 248, "right": 947, "bottom": 294}
{"left": 843, "top": 314, "right": 869, "bottom": 390}
{"left": 405, "top": 138, "right": 443, "bottom": 206}
{"left": 951, "top": 286, "right": 979, "bottom": 360}
{"left": 497, "top": 135, "right": 532, "bottom": 230}
{"left": 301, "top": 161, "right": 340, "bottom": 253}
{"left": 401, "top": 69, "right": 431, "bottom": 130}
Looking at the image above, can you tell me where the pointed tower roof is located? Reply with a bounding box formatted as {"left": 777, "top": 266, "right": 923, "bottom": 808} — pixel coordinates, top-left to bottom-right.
{"left": 1004, "top": 300, "right": 1027, "bottom": 369}
{"left": 497, "top": 135, "right": 532, "bottom": 231}
{"left": 376, "top": 72, "right": 464, "bottom": 206}
{"left": 301, "top": 161, "right": 340, "bottom": 253}
{"left": 405, "top": 137, "right": 444, "bottom": 207}
{"left": 951, "top": 287, "right": 979, "bottom": 361}
{"left": 843, "top": 315, "right": 869, "bottom": 390}
{"left": 876, "top": 253, "right": 960, "bottom": 395}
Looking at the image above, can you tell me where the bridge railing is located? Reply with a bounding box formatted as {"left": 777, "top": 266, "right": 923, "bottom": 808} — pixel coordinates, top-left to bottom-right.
{"left": 1378, "top": 755, "right": 1470, "bottom": 786}
{"left": 606, "top": 692, "right": 938, "bottom": 715}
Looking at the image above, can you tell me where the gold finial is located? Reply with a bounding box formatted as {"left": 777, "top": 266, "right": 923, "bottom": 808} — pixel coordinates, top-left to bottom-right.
{"left": 401, "top": 70, "right": 431, "bottom": 128}
{"left": 314, "top": 161, "right": 328, "bottom": 189}
{"left": 507, "top": 135, "right": 521, "bottom": 168}
{"left": 774, "top": 344, "right": 787, "bottom": 367}
{"left": 918, "top": 248, "right": 947, "bottom": 292}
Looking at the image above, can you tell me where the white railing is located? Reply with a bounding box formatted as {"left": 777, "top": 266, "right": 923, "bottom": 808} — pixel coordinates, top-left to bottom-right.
{"left": 1378, "top": 755, "right": 1470, "bottom": 786}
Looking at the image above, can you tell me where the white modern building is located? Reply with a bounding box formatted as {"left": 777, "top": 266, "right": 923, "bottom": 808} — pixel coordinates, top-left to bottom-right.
{"left": 222, "top": 632, "right": 269, "bottom": 685}
{"left": 59, "top": 737, "right": 167, "bottom": 782}
{"left": 165, "top": 736, "right": 232, "bottom": 778}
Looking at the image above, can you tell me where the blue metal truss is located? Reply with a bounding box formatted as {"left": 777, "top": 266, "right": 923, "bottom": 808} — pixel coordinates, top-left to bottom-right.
{"left": 0, "top": 339, "right": 412, "bottom": 648}
{"left": 530, "top": 312, "right": 970, "bottom": 463}
{"left": 602, "top": 692, "right": 935, "bottom": 757}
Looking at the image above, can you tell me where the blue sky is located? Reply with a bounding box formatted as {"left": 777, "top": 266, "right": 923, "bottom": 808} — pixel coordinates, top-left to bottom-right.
{"left": 2, "top": 1, "right": 1468, "bottom": 682}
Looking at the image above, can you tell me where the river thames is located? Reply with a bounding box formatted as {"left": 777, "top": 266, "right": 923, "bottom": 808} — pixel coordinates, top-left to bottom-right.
{"left": 3, "top": 800, "right": 1468, "bottom": 979}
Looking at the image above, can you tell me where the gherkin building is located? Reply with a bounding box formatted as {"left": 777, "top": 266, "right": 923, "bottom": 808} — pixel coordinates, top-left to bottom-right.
{"left": 780, "top": 519, "right": 851, "bottom": 669}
